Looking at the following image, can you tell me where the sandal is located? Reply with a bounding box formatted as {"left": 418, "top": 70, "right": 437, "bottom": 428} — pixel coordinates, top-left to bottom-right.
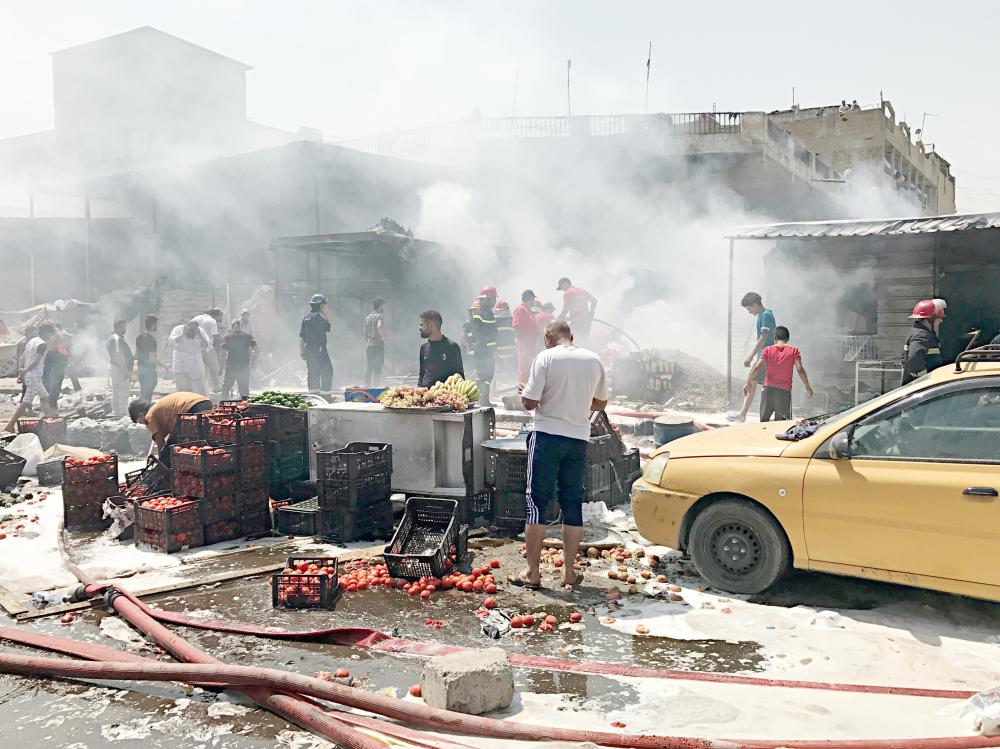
{"left": 508, "top": 573, "right": 542, "bottom": 590}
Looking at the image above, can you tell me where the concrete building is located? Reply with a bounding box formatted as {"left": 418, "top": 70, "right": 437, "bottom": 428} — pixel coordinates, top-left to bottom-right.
{"left": 769, "top": 101, "right": 955, "bottom": 216}
{"left": 0, "top": 26, "right": 300, "bottom": 188}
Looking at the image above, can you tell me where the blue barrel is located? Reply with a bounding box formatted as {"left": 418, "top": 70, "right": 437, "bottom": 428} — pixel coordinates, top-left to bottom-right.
{"left": 653, "top": 415, "right": 697, "bottom": 447}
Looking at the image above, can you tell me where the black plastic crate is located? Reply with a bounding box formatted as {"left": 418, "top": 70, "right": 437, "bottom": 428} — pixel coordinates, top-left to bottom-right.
{"left": 62, "top": 453, "right": 118, "bottom": 485}
{"left": 318, "top": 471, "right": 391, "bottom": 512}
{"left": 317, "top": 442, "right": 392, "bottom": 483}
{"left": 173, "top": 413, "right": 206, "bottom": 442}
{"left": 587, "top": 434, "right": 613, "bottom": 464}
{"left": 238, "top": 485, "right": 270, "bottom": 515}
{"left": 590, "top": 411, "right": 628, "bottom": 456}
{"left": 275, "top": 498, "right": 319, "bottom": 536}
{"left": 492, "top": 490, "right": 561, "bottom": 526}
{"left": 247, "top": 403, "right": 308, "bottom": 440}
{"left": 271, "top": 568, "right": 338, "bottom": 609}
{"left": 205, "top": 414, "right": 268, "bottom": 446}
{"left": 122, "top": 459, "right": 172, "bottom": 499}
{"left": 214, "top": 400, "right": 251, "bottom": 414}
{"left": 240, "top": 508, "right": 272, "bottom": 537}
{"left": 36, "top": 457, "right": 65, "bottom": 486}
{"left": 488, "top": 450, "right": 528, "bottom": 491}
{"left": 585, "top": 461, "right": 612, "bottom": 493}
{"left": 63, "top": 475, "right": 118, "bottom": 518}
{"left": 237, "top": 441, "right": 271, "bottom": 471}
{"left": 316, "top": 501, "right": 394, "bottom": 543}
{"left": 17, "top": 417, "right": 67, "bottom": 450}
{"left": 270, "top": 453, "right": 308, "bottom": 484}
{"left": 64, "top": 498, "right": 113, "bottom": 532}
{"left": 198, "top": 494, "right": 238, "bottom": 524}
{"left": 204, "top": 517, "right": 240, "bottom": 545}
{"left": 171, "top": 442, "right": 236, "bottom": 475}
{"left": 173, "top": 470, "right": 237, "bottom": 501}
{"left": 274, "top": 432, "right": 308, "bottom": 459}
{"left": 383, "top": 497, "right": 458, "bottom": 580}
{"left": 134, "top": 496, "right": 203, "bottom": 552}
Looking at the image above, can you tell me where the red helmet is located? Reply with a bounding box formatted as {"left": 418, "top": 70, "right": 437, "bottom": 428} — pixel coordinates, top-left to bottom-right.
{"left": 479, "top": 285, "right": 497, "bottom": 297}
{"left": 495, "top": 300, "right": 509, "bottom": 311}
{"left": 909, "top": 299, "right": 944, "bottom": 320}
{"left": 469, "top": 299, "right": 480, "bottom": 311}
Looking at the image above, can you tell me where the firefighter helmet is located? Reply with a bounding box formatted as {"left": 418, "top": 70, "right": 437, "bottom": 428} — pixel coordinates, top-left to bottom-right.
{"left": 908, "top": 299, "right": 943, "bottom": 319}
{"left": 479, "top": 285, "right": 497, "bottom": 297}
{"left": 495, "top": 300, "right": 509, "bottom": 311}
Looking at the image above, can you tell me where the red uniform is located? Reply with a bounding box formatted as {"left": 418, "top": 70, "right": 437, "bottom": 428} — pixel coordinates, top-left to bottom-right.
{"left": 512, "top": 303, "right": 539, "bottom": 383}
{"left": 561, "top": 286, "right": 595, "bottom": 342}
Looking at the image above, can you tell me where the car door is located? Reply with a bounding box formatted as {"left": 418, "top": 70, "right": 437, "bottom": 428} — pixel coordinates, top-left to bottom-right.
{"left": 802, "top": 377, "right": 1000, "bottom": 586}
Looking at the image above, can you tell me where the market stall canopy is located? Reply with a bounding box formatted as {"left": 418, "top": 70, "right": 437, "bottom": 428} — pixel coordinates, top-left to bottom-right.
{"left": 729, "top": 211, "right": 1000, "bottom": 240}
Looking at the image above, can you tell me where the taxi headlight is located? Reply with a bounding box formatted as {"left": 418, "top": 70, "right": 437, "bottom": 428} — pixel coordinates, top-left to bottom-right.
{"left": 642, "top": 453, "right": 670, "bottom": 486}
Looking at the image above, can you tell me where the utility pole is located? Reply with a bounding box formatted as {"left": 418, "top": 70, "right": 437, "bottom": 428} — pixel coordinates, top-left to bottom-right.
{"left": 644, "top": 42, "right": 652, "bottom": 115}
{"left": 566, "top": 58, "right": 572, "bottom": 123}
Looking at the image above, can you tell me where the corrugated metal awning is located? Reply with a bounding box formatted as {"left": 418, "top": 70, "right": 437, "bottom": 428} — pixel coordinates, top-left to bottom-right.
{"left": 731, "top": 212, "right": 1000, "bottom": 240}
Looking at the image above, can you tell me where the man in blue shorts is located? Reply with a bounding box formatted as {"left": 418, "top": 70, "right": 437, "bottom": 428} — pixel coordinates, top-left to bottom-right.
{"left": 511, "top": 319, "right": 608, "bottom": 591}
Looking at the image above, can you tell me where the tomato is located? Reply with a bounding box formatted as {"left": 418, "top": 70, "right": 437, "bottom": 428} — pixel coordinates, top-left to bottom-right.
{"left": 419, "top": 590, "right": 431, "bottom": 600}
{"left": 483, "top": 597, "right": 497, "bottom": 609}
{"left": 490, "top": 559, "right": 500, "bottom": 569}
{"left": 334, "top": 667, "right": 349, "bottom": 678}
{"left": 545, "top": 614, "right": 557, "bottom": 626}
{"left": 510, "top": 616, "right": 523, "bottom": 629}
{"left": 409, "top": 684, "right": 422, "bottom": 698}
{"left": 484, "top": 583, "right": 497, "bottom": 594}
{"left": 569, "top": 612, "right": 583, "bottom": 623}
{"left": 538, "top": 622, "right": 554, "bottom": 633}
{"left": 521, "top": 615, "right": 535, "bottom": 627}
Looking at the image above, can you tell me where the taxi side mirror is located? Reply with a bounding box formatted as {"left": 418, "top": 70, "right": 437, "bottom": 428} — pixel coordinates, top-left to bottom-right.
{"left": 829, "top": 431, "right": 851, "bottom": 460}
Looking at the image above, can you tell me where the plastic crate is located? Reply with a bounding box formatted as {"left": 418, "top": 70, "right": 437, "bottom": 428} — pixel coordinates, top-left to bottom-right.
{"left": 488, "top": 450, "right": 528, "bottom": 491}
{"left": 273, "top": 433, "right": 308, "bottom": 460}
{"left": 122, "top": 459, "right": 172, "bottom": 499}
{"left": 237, "top": 441, "right": 270, "bottom": 470}
{"left": 64, "top": 498, "right": 112, "bottom": 532}
{"left": 204, "top": 517, "right": 240, "bottom": 545}
{"left": 239, "top": 462, "right": 269, "bottom": 490}
{"left": 247, "top": 403, "right": 308, "bottom": 439}
{"left": 63, "top": 454, "right": 118, "bottom": 485}
{"left": 587, "top": 435, "right": 613, "bottom": 464}
{"left": 17, "top": 417, "right": 67, "bottom": 449}
{"left": 134, "top": 496, "right": 203, "bottom": 552}
{"left": 317, "top": 442, "right": 392, "bottom": 483}
{"left": 585, "top": 461, "right": 612, "bottom": 494}
{"left": 271, "top": 568, "right": 338, "bottom": 609}
{"left": 171, "top": 442, "right": 236, "bottom": 475}
{"left": 590, "top": 411, "right": 627, "bottom": 456}
{"left": 275, "top": 498, "right": 319, "bottom": 536}
{"left": 270, "top": 453, "right": 308, "bottom": 484}
{"left": 172, "top": 470, "right": 237, "bottom": 500}
{"left": 238, "top": 485, "right": 270, "bottom": 515}
{"left": 173, "top": 413, "right": 206, "bottom": 442}
{"left": 63, "top": 467, "right": 119, "bottom": 518}
{"left": 492, "top": 490, "right": 560, "bottom": 526}
{"left": 205, "top": 414, "right": 268, "bottom": 446}
{"left": 318, "top": 471, "right": 391, "bottom": 512}
{"left": 383, "top": 497, "right": 458, "bottom": 580}
{"left": 36, "top": 457, "right": 65, "bottom": 486}
{"left": 316, "top": 501, "right": 394, "bottom": 543}
{"left": 214, "top": 400, "right": 252, "bottom": 415}
{"left": 240, "top": 507, "right": 272, "bottom": 536}
{"left": 197, "top": 494, "right": 238, "bottom": 523}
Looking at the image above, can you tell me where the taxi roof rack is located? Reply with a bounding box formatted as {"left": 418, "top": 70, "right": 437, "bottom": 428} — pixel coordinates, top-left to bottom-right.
{"left": 954, "top": 344, "right": 1000, "bottom": 372}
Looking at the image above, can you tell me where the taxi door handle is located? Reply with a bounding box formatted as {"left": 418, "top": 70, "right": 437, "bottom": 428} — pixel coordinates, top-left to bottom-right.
{"left": 963, "top": 487, "right": 998, "bottom": 498}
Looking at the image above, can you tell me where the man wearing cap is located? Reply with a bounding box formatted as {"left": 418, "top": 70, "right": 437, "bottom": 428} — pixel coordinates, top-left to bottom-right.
{"left": 300, "top": 293, "right": 333, "bottom": 394}
{"left": 901, "top": 298, "right": 946, "bottom": 386}
{"left": 556, "top": 277, "right": 597, "bottom": 347}
{"left": 513, "top": 290, "right": 540, "bottom": 384}
{"left": 471, "top": 286, "right": 498, "bottom": 405}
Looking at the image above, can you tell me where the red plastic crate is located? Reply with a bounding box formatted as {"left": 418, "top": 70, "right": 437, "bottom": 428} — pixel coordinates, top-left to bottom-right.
{"left": 172, "top": 470, "right": 236, "bottom": 500}
{"left": 171, "top": 442, "right": 236, "bottom": 475}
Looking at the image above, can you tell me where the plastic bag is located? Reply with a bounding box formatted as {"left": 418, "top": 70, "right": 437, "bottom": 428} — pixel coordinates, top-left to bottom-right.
{"left": 5, "top": 433, "right": 44, "bottom": 476}
{"left": 103, "top": 498, "right": 134, "bottom": 541}
{"left": 942, "top": 686, "right": 1000, "bottom": 735}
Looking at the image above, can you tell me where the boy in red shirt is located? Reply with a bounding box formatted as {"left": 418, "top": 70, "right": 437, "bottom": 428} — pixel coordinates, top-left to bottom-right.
{"left": 745, "top": 326, "right": 814, "bottom": 421}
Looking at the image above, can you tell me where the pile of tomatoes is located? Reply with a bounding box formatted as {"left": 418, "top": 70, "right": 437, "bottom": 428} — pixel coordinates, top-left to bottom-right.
{"left": 207, "top": 416, "right": 266, "bottom": 444}
{"left": 440, "top": 559, "right": 500, "bottom": 594}
{"left": 337, "top": 560, "right": 393, "bottom": 592}
{"left": 64, "top": 453, "right": 116, "bottom": 484}
{"left": 139, "top": 496, "right": 194, "bottom": 511}
{"left": 507, "top": 610, "right": 583, "bottom": 633}
{"left": 172, "top": 444, "right": 235, "bottom": 473}
{"left": 273, "top": 559, "right": 338, "bottom": 606}
{"left": 173, "top": 471, "right": 235, "bottom": 499}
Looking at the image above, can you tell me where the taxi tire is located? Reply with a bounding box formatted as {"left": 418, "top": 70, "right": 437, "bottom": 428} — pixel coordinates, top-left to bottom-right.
{"left": 688, "top": 498, "right": 790, "bottom": 595}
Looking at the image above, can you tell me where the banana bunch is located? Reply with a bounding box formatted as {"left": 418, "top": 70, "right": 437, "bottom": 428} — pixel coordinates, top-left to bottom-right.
{"left": 428, "top": 374, "right": 480, "bottom": 403}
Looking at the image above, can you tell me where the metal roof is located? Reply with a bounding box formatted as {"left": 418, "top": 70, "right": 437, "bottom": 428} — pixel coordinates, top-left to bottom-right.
{"left": 731, "top": 212, "right": 1000, "bottom": 240}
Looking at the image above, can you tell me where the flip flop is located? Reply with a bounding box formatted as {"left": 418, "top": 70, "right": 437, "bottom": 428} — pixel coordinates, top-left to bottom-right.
{"left": 508, "top": 573, "right": 542, "bottom": 590}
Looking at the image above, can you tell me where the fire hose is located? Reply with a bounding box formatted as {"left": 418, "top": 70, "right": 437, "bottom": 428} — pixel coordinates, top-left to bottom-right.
{"left": 28, "top": 526, "right": 991, "bottom": 749}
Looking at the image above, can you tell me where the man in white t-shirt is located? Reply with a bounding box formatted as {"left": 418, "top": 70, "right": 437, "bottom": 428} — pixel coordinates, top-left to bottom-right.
{"left": 511, "top": 319, "right": 608, "bottom": 591}
{"left": 192, "top": 308, "right": 224, "bottom": 393}
{"left": 169, "top": 321, "right": 211, "bottom": 396}
{"left": 4, "top": 323, "right": 57, "bottom": 432}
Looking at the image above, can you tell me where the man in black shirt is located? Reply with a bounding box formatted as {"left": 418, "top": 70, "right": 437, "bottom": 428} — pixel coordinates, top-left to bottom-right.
{"left": 901, "top": 299, "right": 945, "bottom": 386}
{"left": 300, "top": 293, "right": 333, "bottom": 394}
{"left": 222, "top": 321, "right": 258, "bottom": 399}
{"left": 418, "top": 310, "right": 464, "bottom": 388}
{"left": 135, "top": 315, "right": 158, "bottom": 401}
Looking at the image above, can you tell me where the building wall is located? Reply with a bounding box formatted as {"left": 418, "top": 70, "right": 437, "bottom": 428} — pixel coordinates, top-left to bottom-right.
{"left": 771, "top": 103, "right": 956, "bottom": 215}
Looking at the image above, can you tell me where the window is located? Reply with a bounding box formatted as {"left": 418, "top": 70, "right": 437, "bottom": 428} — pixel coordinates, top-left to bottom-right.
{"left": 850, "top": 382, "right": 1000, "bottom": 463}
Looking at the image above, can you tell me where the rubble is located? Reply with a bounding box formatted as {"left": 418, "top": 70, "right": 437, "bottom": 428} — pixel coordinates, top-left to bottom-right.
{"left": 420, "top": 647, "right": 514, "bottom": 715}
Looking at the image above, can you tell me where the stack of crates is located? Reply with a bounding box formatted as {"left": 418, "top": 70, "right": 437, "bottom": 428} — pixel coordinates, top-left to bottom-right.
{"left": 247, "top": 403, "right": 309, "bottom": 499}
{"left": 315, "top": 442, "right": 394, "bottom": 542}
{"left": 62, "top": 453, "right": 119, "bottom": 532}
{"left": 134, "top": 495, "right": 203, "bottom": 552}
{"left": 171, "top": 441, "right": 240, "bottom": 544}
{"left": 205, "top": 409, "right": 272, "bottom": 537}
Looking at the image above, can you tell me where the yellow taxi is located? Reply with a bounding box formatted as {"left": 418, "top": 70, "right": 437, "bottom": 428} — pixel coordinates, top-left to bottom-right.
{"left": 632, "top": 347, "right": 1000, "bottom": 600}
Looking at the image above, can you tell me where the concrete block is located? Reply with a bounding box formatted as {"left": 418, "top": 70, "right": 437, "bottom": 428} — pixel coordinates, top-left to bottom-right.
{"left": 420, "top": 647, "right": 514, "bottom": 715}
{"left": 66, "top": 418, "right": 103, "bottom": 449}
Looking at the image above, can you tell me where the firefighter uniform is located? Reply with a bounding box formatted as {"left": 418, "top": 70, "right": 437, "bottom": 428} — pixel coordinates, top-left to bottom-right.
{"left": 901, "top": 322, "right": 942, "bottom": 386}
{"left": 471, "top": 300, "right": 497, "bottom": 405}
{"left": 494, "top": 307, "right": 516, "bottom": 391}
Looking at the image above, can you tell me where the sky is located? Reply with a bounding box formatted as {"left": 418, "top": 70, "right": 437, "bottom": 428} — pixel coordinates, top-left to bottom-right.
{"left": 1, "top": 0, "right": 999, "bottom": 212}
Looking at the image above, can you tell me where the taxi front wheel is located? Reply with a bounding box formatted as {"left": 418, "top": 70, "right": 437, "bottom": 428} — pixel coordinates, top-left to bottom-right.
{"left": 689, "top": 498, "right": 790, "bottom": 595}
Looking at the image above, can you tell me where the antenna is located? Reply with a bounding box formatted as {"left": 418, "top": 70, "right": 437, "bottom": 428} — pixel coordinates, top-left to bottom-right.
{"left": 566, "top": 59, "right": 572, "bottom": 120}
{"left": 644, "top": 42, "right": 652, "bottom": 115}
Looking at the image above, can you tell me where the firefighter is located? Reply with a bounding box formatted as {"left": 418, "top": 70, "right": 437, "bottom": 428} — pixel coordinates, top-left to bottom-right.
{"left": 471, "top": 286, "right": 498, "bottom": 405}
{"left": 901, "top": 298, "right": 945, "bottom": 386}
{"left": 494, "top": 300, "right": 516, "bottom": 391}
{"left": 460, "top": 300, "right": 478, "bottom": 360}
